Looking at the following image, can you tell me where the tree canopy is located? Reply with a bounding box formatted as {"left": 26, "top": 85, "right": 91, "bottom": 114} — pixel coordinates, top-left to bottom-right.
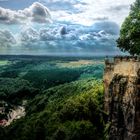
{"left": 117, "top": 0, "right": 140, "bottom": 55}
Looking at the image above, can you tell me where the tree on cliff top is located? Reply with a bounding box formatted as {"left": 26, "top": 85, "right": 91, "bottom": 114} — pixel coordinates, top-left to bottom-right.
{"left": 117, "top": 0, "right": 140, "bottom": 55}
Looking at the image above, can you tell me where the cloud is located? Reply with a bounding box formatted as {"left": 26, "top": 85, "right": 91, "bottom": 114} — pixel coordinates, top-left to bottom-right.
{"left": 29, "top": 2, "right": 51, "bottom": 23}
{"left": 20, "top": 28, "right": 39, "bottom": 42}
{"left": 107, "top": 5, "right": 129, "bottom": 12}
{"left": 0, "top": 0, "right": 135, "bottom": 26}
{"left": 0, "top": 0, "right": 135, "bottom": 27}
{"left": 0, "top": 0, "right": 134, "bottom": 55}
{"left": 0, "top": 21, "right": 121, "bottom": 55}
{"left": 0, "top": 2, "right": 51, "bottom": 25}
{"left": 80, "top": 0, "right": 135, "bottom": 26}
{"left": 44, "top": 0, "right": 135, "bottom": 26}
{"left": 0, "top": 30, "right": 16, "bottom": 47}
{"left": 93, "top": 21, "right": 120, "bottom": 35}
{"left": 39, "top": 0, "right": 84, "bottom": 13}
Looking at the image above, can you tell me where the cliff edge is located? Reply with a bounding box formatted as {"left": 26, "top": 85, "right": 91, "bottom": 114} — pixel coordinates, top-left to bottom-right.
{"left": 104, "top": 56, "right": 140, "bottom": 140}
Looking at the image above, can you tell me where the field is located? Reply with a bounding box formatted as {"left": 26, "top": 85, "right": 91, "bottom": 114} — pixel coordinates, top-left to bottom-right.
{"left": 0, "top": 55, "right": 107, "bottom": 140}
{"left": 0, "top": 60, "right": 8, "bottom": 65}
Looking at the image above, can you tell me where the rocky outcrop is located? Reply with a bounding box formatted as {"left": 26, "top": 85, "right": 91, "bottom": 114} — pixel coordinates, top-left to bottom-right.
{"left": 6, "top": 106, "right": 25, "bottom": 126}
{"left": 104, "top": 56, "right": 140, "bottom": 140}
{"left": 0, "top": 101, "right": 26, "bottom": 126}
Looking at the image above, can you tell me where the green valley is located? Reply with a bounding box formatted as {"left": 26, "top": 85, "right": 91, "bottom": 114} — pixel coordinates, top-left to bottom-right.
{"left": 0, "top": 56, "right": 107, "bottom": 140}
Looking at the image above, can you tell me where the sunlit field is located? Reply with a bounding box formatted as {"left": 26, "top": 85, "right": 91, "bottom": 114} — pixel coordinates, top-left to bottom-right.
{"left": 0, "top": 60, "right": 10, "bottom": 66}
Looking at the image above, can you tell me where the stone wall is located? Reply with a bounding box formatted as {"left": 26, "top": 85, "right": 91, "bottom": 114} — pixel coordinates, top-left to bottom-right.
{"left": 103, "top": 56, "right": 140, "bottom": 140}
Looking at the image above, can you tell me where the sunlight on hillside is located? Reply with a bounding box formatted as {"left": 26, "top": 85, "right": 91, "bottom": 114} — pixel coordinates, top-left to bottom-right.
{"left": 0, "top": 60, "right": 9, "bottom": 66}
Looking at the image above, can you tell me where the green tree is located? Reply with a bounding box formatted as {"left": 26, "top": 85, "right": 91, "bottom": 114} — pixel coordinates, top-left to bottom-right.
{"left": 117, "top": 0, "right": 140, "bottom": 55}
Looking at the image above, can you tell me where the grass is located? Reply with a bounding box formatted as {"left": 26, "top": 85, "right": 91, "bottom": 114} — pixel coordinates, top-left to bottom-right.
{"left": 56, "top": 60, "right": 104, "bottom": 68}
{"left": 0, "top": 60, "right": 9, "bottom": 66}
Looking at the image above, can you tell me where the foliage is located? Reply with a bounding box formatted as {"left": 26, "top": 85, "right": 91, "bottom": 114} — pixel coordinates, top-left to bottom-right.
{"left": 3, "top": 79, "right": 106, "bottom": 140}
{"left": 0, "top": 78, "right": 39, "bottom": 104}
{"left": 117, "top": 0, "right": 140, "bottom": 55}
{"left": 0, "top": 58, "right": 104, "bottom": 90}
{"left": 0, "top": 57, "right": 106, "bottom": 140}
{"left": 22, "top": 69, "right": 81, "bottom": 89}
{"left": 0, "top": 127, "right": 6, "bottom": 140}
{"left": 21, "top": 61, "right": 104, "bottom": 89}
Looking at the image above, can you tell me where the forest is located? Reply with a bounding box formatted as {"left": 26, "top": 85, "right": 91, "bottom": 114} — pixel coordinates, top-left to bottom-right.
{"left": 0, "top": 55, "right": 108, "bottom": 140}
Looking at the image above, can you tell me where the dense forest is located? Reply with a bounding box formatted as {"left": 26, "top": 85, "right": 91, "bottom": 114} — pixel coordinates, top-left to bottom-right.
{"left": 0, "top": 56, "right": 108, "bottom": 140}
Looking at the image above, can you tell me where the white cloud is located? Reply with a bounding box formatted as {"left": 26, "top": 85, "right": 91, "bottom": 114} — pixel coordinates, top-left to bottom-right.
{"left": 0, "top": 30, "right": 16, "bottom": 47}
{"left": 0, "top": 2, "right": 51, "bottom": 25}
{"left": 77, "top": 0, "right": 135, "bottom": 26}
{"left": 20, "top": 28, "right": 39, "bottom": 42}
{"left": 48, "top": 0, "right": 135, "bottom": 26}
{"left": 0, "top": 0, "right": 135, "bottom": 26}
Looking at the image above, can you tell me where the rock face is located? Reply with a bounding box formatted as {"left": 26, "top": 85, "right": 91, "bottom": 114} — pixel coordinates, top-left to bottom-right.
{"left": 104, "top": 56, "right": 140, "bottom": 140}
{"left": 0, "top": 100, "right": 26, "bottom": 127}
{"left": 6, "top": 106, "right": 25, "bottom": 126}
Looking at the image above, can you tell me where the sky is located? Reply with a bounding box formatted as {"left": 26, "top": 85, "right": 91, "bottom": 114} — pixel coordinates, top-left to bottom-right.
{"left": 0, "top": 0, "right": 135, "bottom": 56}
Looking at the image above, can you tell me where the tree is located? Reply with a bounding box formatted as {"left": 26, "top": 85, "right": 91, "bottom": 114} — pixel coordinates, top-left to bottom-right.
{"left": 117, "top": 0, "right": 140, "bottom": 55}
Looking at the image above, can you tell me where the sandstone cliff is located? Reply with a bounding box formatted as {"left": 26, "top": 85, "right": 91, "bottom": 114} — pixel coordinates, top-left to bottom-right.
{"left": 104, "top": 56, "right": 140, "bottom": 140}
